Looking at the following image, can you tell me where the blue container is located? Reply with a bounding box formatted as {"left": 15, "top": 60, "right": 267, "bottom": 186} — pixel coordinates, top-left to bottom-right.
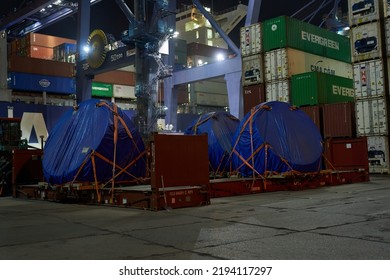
{"left": 8, "top": 72, "right": 76, "bottom": 94}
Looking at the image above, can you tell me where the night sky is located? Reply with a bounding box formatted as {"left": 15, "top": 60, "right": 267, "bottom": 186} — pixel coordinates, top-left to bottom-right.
{"left": 2, "top": 0, "right": 349, "bottom": 42}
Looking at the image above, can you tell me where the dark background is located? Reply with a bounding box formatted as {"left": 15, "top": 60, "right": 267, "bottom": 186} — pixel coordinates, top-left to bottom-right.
{"left": 0, "top": 0, "right": 349, "bottom": 43}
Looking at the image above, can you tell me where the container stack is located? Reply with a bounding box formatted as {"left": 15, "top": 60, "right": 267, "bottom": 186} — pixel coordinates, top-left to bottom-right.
{"left": 240, "top": 22, "right": 265, "bottom": 115}
{"left": 7, "top": 32, "right": 77, "bottom": 104}
{"left": 261, "top": 16, "right": 353, "bottom": 106}
{"left": 349, "top": 0, "right": 390, "bottom": 173}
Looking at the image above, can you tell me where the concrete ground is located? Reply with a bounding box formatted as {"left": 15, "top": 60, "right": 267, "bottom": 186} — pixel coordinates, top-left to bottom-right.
{"left": 0, "top": 175, "right": 390, "bottom": 260}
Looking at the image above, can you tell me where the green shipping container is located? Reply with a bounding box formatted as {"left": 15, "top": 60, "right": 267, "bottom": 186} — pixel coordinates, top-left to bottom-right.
{"left": 262, "top": 16, "right": 351, "bottom": 63}
{"left": 291, "top": 72, "right": 354, "bottom": 106}
{"left": 92, "top": 82, "right": 113, "bottom": 98}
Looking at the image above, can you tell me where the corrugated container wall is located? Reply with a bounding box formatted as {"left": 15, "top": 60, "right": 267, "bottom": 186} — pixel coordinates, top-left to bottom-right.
{"left": 299, "top": 105, "right": 322, "bottom": 133}
{"left": 8, "top": 72, "right": 75, "bottom": 94}
{"left": 53, "top": 43, "right": 77, "bottom": 62}
{"left": 265, "top": 80, "right": 290, "bottom": 103}
{"left": 240, "top": 22, "right": 262, "bottom": 57}
{"left": 94, "top": 70, "right": 135, "bottom": 86}
{"left": 265, "top": 48, "right": 353, "bottom": 82}
{"left": 367, "top": 136, "right": 390, "bottom": 173}
{"left": 242, "top": 54, "right": 264, "bottom": 86}
{"left": 351, "top": 21, "right": 382, "bottom": 62}
{"left": 356, "top": 98, "right": 388, "bottom": 135}
{"left": 92, "top": 82, "right": 113, "bottom": 98}
{"left": 322, "top": 102, "right": 356, "bottom": 138}
{"left": 8, "top": 56, "right": 75, "bottom": 77}
{"left": 384, "top": 0, "right": 390, "bottom": 18}
{"left": 262, "top": 15, "right": 351, "bottom": 63}
{"left": 113, "top": 84, "right": 136, "bottom": 99}
{"left": 385, "top": 18, "right": 390, "bottom": 56}
{"left": 243, "top": 84, "right": 265, "bottom": 115}
{"left": 354, "top": 59, "right": 385, "bottom": 99}
{"left": 291, "top": 72, "right": 354, "bottom": 106}
{"left": 196, "top": 92, "right": 228, "bottom": 107}
{"left": 348, "top": 0, "right": 380, "bottom": 26}
{"left": 324, "top": 137, "right": 369, "bottom": 171}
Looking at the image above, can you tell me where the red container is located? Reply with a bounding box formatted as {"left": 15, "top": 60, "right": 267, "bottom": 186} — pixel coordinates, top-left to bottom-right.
{"left": 299, "top": 105, "right": 322, "bottom": 133}
{"left": 324, "top": 137, "right": 369, "bottom": 171}
{"left": 94, "top": 70, "right": 135, "bottom": 86}
{"left": 243, "top": 84, "right": 265, "bottom": 114}
{"left": 18, "top": 33, "right": 76, "bottom": 48}
{"left": 322, "top": 102, "right": 356, "bottom": 138}
{"left": 8, "top": 55, "right": 75, "bottom": 77}
{"left": 19, "top": 45, "right": 54, "bottom": 60}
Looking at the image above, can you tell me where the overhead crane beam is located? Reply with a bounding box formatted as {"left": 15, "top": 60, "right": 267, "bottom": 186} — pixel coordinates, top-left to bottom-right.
{"left": 0, "top": 0, "right": 57, "bottom": 31}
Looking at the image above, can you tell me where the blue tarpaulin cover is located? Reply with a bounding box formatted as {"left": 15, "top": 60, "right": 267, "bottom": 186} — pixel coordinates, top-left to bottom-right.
{"left": 185, "top": 111, "right": 240, "bottom": 172}
{"left": 43, "top": 99, "right": 146, "bottom": 185}
{"left": 232, "top": 101, "right": 323, "bottom": 176}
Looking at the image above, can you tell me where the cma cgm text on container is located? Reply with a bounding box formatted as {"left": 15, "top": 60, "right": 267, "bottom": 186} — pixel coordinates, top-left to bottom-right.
{"left": 262, "top": 16, "right": 351, "bottom": 63}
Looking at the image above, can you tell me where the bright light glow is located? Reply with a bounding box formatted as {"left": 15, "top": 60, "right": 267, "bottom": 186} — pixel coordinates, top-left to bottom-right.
{"left": 173, "top": 31, "right": 179, "bottom": 38}
{"left": 83, "top": 45, "right": 90, "bottom": 54}
{"left": 216, "top": 53, "right": 225, "bottom": 61}
{"left": 47, "top": 5, "right": 52, "bottom": 8}
{"left": 343, "top": 26, "right": 350, "bottom": 31}
{"left": 54, "top": 0, "right": 62, "bottom": 4}
{"left": 198, "top": 59, "right": 203, "bottom": 66}
{"left": 40, "top": 8, "right": 46, "bottom": 12}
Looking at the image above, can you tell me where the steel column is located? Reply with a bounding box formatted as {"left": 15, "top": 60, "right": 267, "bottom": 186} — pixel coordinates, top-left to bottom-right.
{"left": 225, "top": 71, "right": 243, "bottom": 119}
{"left": 0, "top": 30, "right": 11, "bottom": 102}
{"left": 76, "top": 0, "right": 92, "bottom": 103}
{"left": 245, "top": 0, "right": 262, "bottom": 26}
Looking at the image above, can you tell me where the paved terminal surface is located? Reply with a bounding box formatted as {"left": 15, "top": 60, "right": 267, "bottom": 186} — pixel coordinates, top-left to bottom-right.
{"left": 1, "top": 175, "right": 390, "bottom": 260}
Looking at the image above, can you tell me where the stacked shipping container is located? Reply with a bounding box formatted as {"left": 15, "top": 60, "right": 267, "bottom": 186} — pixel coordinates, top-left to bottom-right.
{"left": 261, "top": 15, "right": 354, "bottom": 112}
{"left": 260, "top": 15, "right": 359, "bottom": 148}
{"left": 7, "top": 32, "right": 77, "bottom": 101}
{"left": 349, "top": 0, "right": 390, "bottom": 173}
{"left": 240, "top": 23, "right": 265, "bottom": 114}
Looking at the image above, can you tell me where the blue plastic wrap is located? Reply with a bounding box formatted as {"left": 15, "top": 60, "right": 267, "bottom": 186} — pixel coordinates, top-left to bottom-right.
{"left": 232, "top": 101, "right": 323, "bottom": 176}
{"left": 43, "top": 99, "right": 146, "bottom": 185}
{"left": 185, "top": 111, "right": 240, "bottom": 172}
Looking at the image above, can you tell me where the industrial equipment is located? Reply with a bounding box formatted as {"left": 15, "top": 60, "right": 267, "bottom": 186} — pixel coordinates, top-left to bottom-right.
{"left": 0, "top": 118, "right": 42, "bottom": 196}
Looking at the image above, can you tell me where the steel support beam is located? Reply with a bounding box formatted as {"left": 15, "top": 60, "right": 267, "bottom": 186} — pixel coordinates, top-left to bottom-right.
{"left": 171, "top": 55, "right": 242, "bottom": 118}
{"left": 0, "top": 0, "right": 57, "bottom": 31}
{"left": 0, "top": 30, "right": 11, "bottom": 102}
{"left": 245, "top": 0, "right": 262, "bottom": 26}
{"left": 192, "top": 0, "right": 240, "bottom": 56}
{"left": 76, "top": 0, "right": 92, "bottom": 103}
